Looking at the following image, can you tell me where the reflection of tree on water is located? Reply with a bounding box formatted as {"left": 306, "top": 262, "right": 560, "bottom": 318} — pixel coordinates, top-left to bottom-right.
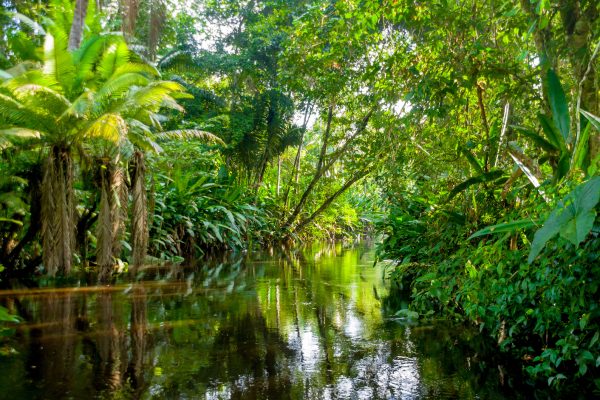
{"left": 27, "top": 292, "right": 78, "bottom": 398}
{"left": 93, "top": 291, "right": 125, "bottom": 392}
{"left": 1, "top": 242, "right": 537, "bottom": 399}
{"left": 127, "top": 284, "right": 148, "bottom": 399}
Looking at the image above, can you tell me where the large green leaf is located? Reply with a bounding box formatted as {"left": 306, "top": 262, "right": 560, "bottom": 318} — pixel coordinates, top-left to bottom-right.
{"left": 538, "top": 113, "right": 566, "bottom": 153}
{"left": 460, "top": 147, "right": 484, "bottom": 174}
{"left": 511, "top": 125, "right": 557, "bottom": 152}
{"left": 528, "top": 177, "right": 600, "bottom": 263}
{"left": 469, "top": 219, "right": 538, "bottom": 239}
{"left": 572, "top": 123, "right": 590, "bottom": 171}
{"left": 546, "top": 69, "right": 570, "bottom": 142}
{"left": 447, "top": 170, "right": 503, "bottom": 201}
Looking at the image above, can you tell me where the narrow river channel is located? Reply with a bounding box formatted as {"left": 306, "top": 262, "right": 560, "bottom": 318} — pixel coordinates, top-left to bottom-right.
{"left": 0, "top": 241, "right": 538, "bottom": 399}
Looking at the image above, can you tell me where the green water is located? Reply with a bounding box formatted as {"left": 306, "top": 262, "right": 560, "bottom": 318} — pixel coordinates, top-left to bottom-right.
{"left": 0, "top": 242, "right": 535, "bottom": 399}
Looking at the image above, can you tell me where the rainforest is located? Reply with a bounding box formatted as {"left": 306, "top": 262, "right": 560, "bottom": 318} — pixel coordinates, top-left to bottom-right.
{"left": 0, "top": 0, "right": 599, "bottom": 398}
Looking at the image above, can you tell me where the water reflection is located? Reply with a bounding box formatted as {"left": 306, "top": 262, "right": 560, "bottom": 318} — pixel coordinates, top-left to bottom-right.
{"left": 0, "top": 242, "right": 536, "bottom": 399}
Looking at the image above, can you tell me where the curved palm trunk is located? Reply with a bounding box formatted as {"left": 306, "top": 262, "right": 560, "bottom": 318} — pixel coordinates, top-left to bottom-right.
{"left": 41, "top": 146, "right": 75, "bottom": 276}
{"left": 130, "top": 151, "right": 148, "bottom": 275}
{"left": 97, "top": 160, "right": 127, "bottom": 283}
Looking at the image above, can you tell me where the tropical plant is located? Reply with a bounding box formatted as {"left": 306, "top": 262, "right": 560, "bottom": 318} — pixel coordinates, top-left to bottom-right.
{"left": 0, "top": 14, "right": 204, "bottom": 277}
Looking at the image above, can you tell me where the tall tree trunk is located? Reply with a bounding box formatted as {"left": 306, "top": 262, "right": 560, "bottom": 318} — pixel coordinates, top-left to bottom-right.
{"left": 122, "top": 0, "right": 140, "bottom": 39}
{"left": 282, "top": 106, "right": 334, "bottom": 230}
{"left": 130, "top": 151, "right": 148, "bottom": 275}
{"left": 147, "top": 0, "right": 165, "bottom": 61}
{"left": 41, "top": 146, "right": 75, "bottom": 276}
{"left": 559, "top": 0, "right": 599, "bottom": 165}
{"left": 68, "top": 0, "right": 89, "bottom": 50}
{"left": 97, "top": 160, "right": 126, "bottom": 283}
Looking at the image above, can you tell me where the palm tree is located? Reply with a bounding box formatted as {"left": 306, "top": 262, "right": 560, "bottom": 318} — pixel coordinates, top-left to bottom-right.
{"left": 0, "top": 19, "right": 212, "bottom": 277}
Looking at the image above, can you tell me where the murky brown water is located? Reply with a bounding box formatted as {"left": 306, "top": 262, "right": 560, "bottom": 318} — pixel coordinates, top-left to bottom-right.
{"left": 0, "top": 242, "right": 540, "bottom": 399}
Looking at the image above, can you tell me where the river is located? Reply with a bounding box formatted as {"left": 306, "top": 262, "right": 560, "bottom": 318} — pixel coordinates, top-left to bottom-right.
{"left": 0, "top": 241, "right": 538, "bottom": 399}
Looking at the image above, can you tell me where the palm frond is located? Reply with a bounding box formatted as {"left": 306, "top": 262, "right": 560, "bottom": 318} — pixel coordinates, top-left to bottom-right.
{"left": 4, "top": 61, "right": 40, "bottom": 79}
{"left": 59, "top": 89, "right": 94, "bottom": 119}
{"left": 84, "top": 113, "right": 128, "bottom": 144}
{"left": 155, "top": 129, "right": 224, "bottom": 145}
{"left": 95, "top": 72, "right": 151, "bottom": 107}
{"left": 0, "top": 128, "right": 42, "bottom": 149}
{"left": 42, "top": 32, "right": 76, "bottom": 91}
{"left": 98, "top": 41, "right": 130, "bottom": 80}
{"left": 5, "top": 12, "right": 46, "bottom": 35}
{"left": 123, "top": 80, "right": 187, "bottom": 113}
{"left": 0, "top": 70, "right": 12, "bottom": 81}
{"left": 73, "top": 35, "right": 114, "bottom": 86}
{"left": 112, "top": 62, "right": 160, "bottom": 79}
{"left": 12, "top": 84, "right": 71, "bottom": 115}
{"left": 0, "top": 93, "right": 47, "bottom": 128}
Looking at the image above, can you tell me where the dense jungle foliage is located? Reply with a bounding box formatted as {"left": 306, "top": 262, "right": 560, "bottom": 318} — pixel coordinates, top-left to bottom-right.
{"left": 0, "top": 0, "right": 599, "bottom": 393}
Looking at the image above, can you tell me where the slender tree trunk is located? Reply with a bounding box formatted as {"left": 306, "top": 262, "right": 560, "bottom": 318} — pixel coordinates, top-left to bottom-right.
{"left": 283, "top": 106, "right": 374, "bottom": 231}
{"left": 68, "top": 0, "right": 89, "bottom": 50}
{"left": 294, "top": 170, "right": 368, "bottom": 233}
{"left": 476, "top": 81, "right": 490, "bottom": 172}
{"left": 283, "top": 106, "right": 334, "bottom": 229}
{"left": 147, "top": 0, "right": 165, "bottom": 61}
{"left": 276, "top": 155, "right": 281, "bottom": 196}
{"left": 282, "top": 103, "right": 313, "bottom": 208}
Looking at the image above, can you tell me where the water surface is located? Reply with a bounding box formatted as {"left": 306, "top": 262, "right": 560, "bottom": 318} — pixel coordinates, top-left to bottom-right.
{"left": 0, "top": 242, "right": 532, "bottom": 399}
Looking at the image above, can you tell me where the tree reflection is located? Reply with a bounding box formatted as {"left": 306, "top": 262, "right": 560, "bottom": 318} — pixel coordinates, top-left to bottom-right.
{"left": 0, "top": 243, "right": 538, "bottom": 399}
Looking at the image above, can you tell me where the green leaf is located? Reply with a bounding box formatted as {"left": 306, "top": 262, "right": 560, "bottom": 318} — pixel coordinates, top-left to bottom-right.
{"left": 0, "top": 217, "right": 23, "bottom": 226}
{"left": 546, "top": 69, "right": 570, "bottom": 142}
{"left": 581, "top": 109, "right": 600, "bottom": 132}
{"left": 528, "top": 177, "right": 600, "bottom": 263}
{"left": 511, "top": 125, "right": 557, "bottom": 152}
{"left": 460, "top": 147, "right": 484, "bottom": 174}
{"left": 447, "top": 170, "right": 503, "bottom": 201}
{"left": 469, "top": 219, "right": 538, "bottom": 239}
{"left": 572, "top": 123, "right": 590, "bottom": 171}
{"left": 0, "top": 306, "right": 20, "bottom": 323}
{"left": 538, "top": 113, "right": 566, "bottom": 153}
